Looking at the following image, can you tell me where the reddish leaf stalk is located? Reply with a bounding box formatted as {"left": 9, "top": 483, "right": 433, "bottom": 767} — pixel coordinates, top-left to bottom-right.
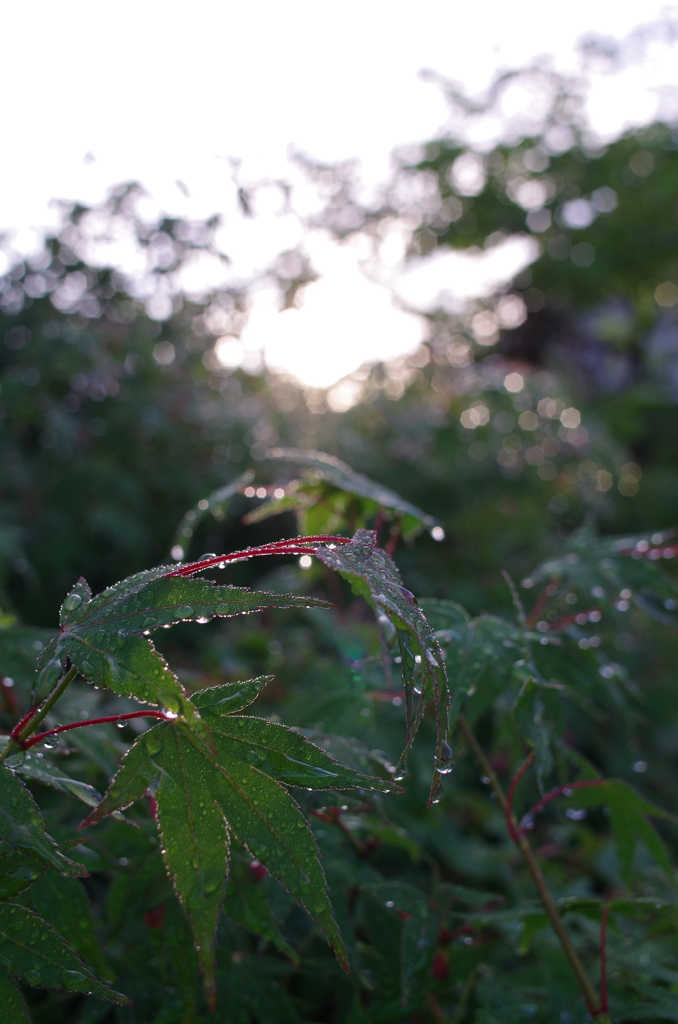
{"left": 10, "top": 705, "right": 40, "bottom": 742}
{"left": 525, "top": 578, "right": 559, "bottom": 629}
{"left": 22, "top": 711, "right": 171, "bottom": 749}
{"left": 520, "top": 779, "right": 606, "bottom": 833}
{"left": 538, "top": 606, "right": 603, "bottom": 632}
{"left": 622, "top": 543, "right": 678, "bottom": 559}
{"left": 385, "top": 520, "right": 401, "bottom": 557}
{"left": 311, "top": 806, "right": 367, "bottom": 855}
{"left": 167, "top": 535, "right": 351, "bottom": 578}
{"left": 505, "top": 751, "right": 536, "bottom": 841}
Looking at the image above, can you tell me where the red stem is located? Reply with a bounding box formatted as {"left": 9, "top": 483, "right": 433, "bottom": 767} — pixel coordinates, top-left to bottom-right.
{"left": 525, "top": 579, "right": 558, "bottom": 629}
{"left": 598, "top": 905, "right": 609, "bottom": 1014}
{"left": 10, "top": 705, "right": 39, "bottom": 742}
{"left": 505, "top": 751, "right": 536, "bottom": 842}
{"left": 519, "top": 779, "right": 606, "bottom": 833}
{"left": 385, "top": 521, "right": 402, "bottom": 557}
{"left": 537, "top": 606, "right": 603, "bottom": 632}
{"left": 22, "top": 711, "right": 170, "bottom": 749}
{"left": 621, "top": 543, "right": 678, "bottom": 559}
{"left": 166, "top": 535, "right": 350, "bottom": 577}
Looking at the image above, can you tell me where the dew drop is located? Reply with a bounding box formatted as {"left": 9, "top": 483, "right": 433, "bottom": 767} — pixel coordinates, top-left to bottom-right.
{"left": 25, "top": 968, "right": 41, "bottom": 985}
{"left": 145, "top": 730, "right": 164, "bottom": 756}
{"left": 61, "top": 969, "right": 85, "bottom": 987}
{"left": 142, "top": 617, "right": 159, "bottom": 629}
{"left": 63, "top": 594, "right": 82, "bottom": 612}
{"left": 81, "top": 661, "right": 94, "bottom": 677}
{"left": 176, "top": 606, "right": 194, "bottom": 618}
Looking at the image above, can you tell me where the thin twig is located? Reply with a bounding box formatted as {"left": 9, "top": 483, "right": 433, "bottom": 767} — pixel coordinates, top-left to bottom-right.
{"left": 450, "top": 967, "right": 479, "bottom": 1024}
{"left": 456, "top": 714, "right": 611, "bottom": 1023}
{"left": 599, "top": 905, "right": 609, "bottom": 1015}
{"left": 505, "top": 751, "right": 535, "bottom": 841}
{"left": 426, "top": 990, "right": 449, "bottom": 1024}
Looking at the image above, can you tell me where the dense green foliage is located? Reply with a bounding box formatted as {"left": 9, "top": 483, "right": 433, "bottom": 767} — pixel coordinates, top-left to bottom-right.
{"left": 1, "top": 65, "right": 678, "bottom": 1023}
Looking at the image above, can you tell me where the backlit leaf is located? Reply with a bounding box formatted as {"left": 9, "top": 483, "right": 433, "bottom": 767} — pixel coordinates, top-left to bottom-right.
{"left": 315, "top": 531, "right": 450, "bottom": 802}
{"left": 261, "top": 448, "right": 442, "bottom": 539}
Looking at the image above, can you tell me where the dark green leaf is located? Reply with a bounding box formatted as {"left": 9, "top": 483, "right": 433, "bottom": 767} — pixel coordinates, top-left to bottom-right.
{"left": 191, "top": 677, "right": 273, "bottom": 716}
{"left": 6, "top": 750, "right": 101, "bottom": 807}
{"left": 221, "top": 855, "right": 297, "bottom": 962}
{"left": 217, "top": 958, "right": 302, "bottom": 1024}
{"left": 36, "top": 570, "right": 330, "bottom": 725}
{"left": 575, "top": 780, "right": 677, "bottom": 886}
{"left": 422, "top": 599, "right": 524, "bottom": 724}
{"left": 0, "top": 967, "right": 31, "bottom": 1023}
{"left": 315, "top": 531, "right": 450, "bottom": 802}
{"left": 0, "top": 903, "right": 128, "bottom": 1003}
{"left": 20, "top": 870, "right": 112, "bottom": 981}
{"left": 0, "top": 849, "right": 45, "bottom": 900}
{"left": 401, "top": 907, "right": 440, "bottom": 1008}
{"left": 0, "top": 766, "right": 86, "bottom": 877}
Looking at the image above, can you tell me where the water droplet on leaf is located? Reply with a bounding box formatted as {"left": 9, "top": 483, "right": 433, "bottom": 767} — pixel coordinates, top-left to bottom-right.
{"left": 61, "top": 969, "right": 86, "bottom": 987}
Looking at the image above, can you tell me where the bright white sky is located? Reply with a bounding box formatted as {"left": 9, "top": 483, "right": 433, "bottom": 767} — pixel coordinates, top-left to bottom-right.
{"left": 3, "top": 1, "right": 678, "bottom": 387}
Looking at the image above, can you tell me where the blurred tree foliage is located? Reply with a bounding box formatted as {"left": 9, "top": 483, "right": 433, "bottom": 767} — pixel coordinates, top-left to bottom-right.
{"left": 299, "top": 62, "right": 678, "bottom": 509}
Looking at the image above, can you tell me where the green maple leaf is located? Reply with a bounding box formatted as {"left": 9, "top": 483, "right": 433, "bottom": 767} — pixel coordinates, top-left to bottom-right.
{"left": 34, "top": 569, "right": 330, "bottom": 723}
{"left": 83, "top": 677, "right": 395, "bottom": 1008}
{"left": 315, "top": 531, "right": 451, "bottom": 803}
